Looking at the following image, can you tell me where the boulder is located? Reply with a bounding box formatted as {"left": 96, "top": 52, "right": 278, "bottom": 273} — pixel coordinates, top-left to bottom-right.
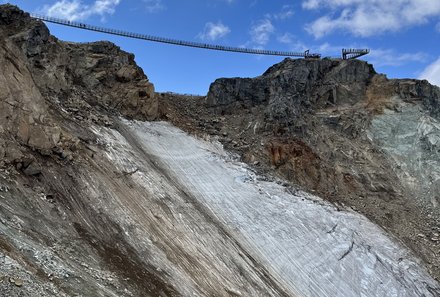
{"left": 22, "top": 161, "right": 41, "bottom": 176}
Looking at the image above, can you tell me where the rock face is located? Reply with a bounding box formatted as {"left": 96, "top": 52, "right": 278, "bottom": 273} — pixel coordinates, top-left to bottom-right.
{"left": 207, "top": 58, "right": 376, "bottom": 128}
{"left": 167, "top": 58, "right": 440, "bottom": 281}
{"left": 0, "top": 23, "right": 64, "bottom": 171}
{"left": 206, "top": 58, "right": 440, "bottom": 212}
{"left": 0, "top": 4, "right": 158, "bottom": 123}
{"left": 0, "top": 4, "right": 158, "bottom": 173}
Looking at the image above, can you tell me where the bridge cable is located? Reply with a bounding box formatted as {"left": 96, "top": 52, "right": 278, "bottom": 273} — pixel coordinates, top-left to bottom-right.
{"left": 31, "top": 14, "right": 321, "bottom": 58}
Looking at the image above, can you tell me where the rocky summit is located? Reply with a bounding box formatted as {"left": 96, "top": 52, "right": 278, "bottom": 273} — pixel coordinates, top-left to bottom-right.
{"left": 1, "top": 4, "right": 440, "bottom": 297}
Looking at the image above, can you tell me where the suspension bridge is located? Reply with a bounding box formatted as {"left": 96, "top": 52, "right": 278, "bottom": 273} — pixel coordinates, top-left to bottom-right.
{"left": 30, "top": 14, "right": 369, "bottom": 60}
{"left": 30, "top": 14, "right": 321, "bottom": 58}
{"left": 342, "top": 48, "right": 370, "bottom": 60}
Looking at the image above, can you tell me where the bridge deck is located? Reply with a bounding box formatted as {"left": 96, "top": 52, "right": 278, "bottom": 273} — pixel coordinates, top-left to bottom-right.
{"left": 31, "top": 14, "right": 321, "bottom": 58}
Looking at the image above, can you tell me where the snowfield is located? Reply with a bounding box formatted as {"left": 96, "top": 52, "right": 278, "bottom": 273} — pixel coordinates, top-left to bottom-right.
{"left": 92, "top": 119, "right": 439, "bottom": 297}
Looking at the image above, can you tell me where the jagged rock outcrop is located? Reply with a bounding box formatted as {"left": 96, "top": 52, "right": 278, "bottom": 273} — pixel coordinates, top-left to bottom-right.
{"left": 0, "top": 4, "right": 158, "bottom": 123}
{"left": 207, "top": 58, "right": 440, "bottom": 129}
{"left": 0, "top": 4, "right": 158, "bottom": 172}
{"left": 207, "top": 58, "right": 377, "bottom": 128}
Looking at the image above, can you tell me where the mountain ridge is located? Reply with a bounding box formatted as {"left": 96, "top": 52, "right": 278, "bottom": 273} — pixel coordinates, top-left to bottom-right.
{"left": 0, "top": 4, "right": 439, "bottom": 296}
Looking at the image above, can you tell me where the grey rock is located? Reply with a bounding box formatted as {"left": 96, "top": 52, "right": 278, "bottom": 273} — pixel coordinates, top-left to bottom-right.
{"left": 394, "top": 79, "right": 440, "bottom": 119}
{"left": 23, "top": 162, "right": 41, "bottom": 176}
{"left": 203, "top": 53, "right": 440, "bottom": 283}
{"left": 116, "top": 65, "right": 139, "bottom": 82}
{"left": 9, "top": 277, "right": 23, "bottom": 287}
{"left": 0, "top": 4, "right": 159, "bottom": 122}
{"left": 207, "top": 58, "right": 377, "bottom": 129}
{"left": 0, "top": 140, "right": 5, "bottom": 160}
{"left": 207, "top": 57, "right": 440, "bottom": 131}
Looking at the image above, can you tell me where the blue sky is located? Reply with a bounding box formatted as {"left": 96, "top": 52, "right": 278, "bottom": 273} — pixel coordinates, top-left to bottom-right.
{"left": 3, "top": 0, "right": 440, "bottom": 94}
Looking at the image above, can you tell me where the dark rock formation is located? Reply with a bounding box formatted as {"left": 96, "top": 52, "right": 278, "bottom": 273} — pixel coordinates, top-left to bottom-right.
{"left": 0, "top": 4, "right": 158, "bottom": 123}
{"left": 207, "top": 57, "right": 440, "bottom": 130}
{"left": 207, "top": 58, "right": 377, "bottom": 128}
{"left": 0, "top": 4, "right": 159, "bottom": 171}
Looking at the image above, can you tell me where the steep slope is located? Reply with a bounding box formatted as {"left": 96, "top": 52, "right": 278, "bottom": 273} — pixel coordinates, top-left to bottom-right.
{"left": 164, "top": 59, "right": 440, "bottom": 280}
{"left": 0, "top": 4, "right": 439, "bottom": 297}
{"left": 113, "top": 119, "right": 438, "bottom": 297}
{"left": 0, "top": 5, "right": 289, "bottom": 296}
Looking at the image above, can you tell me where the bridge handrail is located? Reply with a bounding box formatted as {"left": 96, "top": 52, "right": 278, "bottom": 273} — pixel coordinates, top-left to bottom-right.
{"left": 342, "top": 48, "right": 370, "bottom": 59}
{"left": 30, "top": 14, "right": 321, "bottom": 58}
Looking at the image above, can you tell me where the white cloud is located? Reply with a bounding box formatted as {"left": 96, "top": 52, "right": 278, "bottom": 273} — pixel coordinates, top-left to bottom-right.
{"left": 41, "top": 0, "right": 120, "bottom": 21}
{"left": 277, "top": 32, "right": 294, "bottom": 44}
{"left": 276, "top": 33, "right": 310, "bottom": 53}
{"left": 265, "top": 5, "right": 294, "bottom": 21}
{"left": 303, "top": 0, "right": 440, "bottom": 38}
{"left": 142, "top": 0, "right": 164, "bottom": 13}
{"left": 420, "top": 57, "right": 440, "bottom": 86}
{"left": 198, "top": 22, "right": 231, "bottom": 41}
{"left": 302, "top": 0, "right": 320, "bottom": 10}
{"left": 316, "top": 42, "right": 343, "bottom": 56}
{"left": 271, "top": 5, "right": 294, "bottom": 20}
{"left": 368, "top": 49, "right": 427, "bottom": 67}
{"left": 250, "top": 19, "right": 274, "bottom": 45}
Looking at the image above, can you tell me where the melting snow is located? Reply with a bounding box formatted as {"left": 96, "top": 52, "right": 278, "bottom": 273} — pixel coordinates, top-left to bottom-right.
{"left": 94, "top": 119, "right": 439, "bottom": 297}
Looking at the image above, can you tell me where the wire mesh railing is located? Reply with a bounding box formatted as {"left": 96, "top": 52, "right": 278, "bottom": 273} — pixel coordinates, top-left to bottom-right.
{"left": 31, "top": 14, "right": 322, "bottom": 58}
{"left": 342, "top": 48, "right": 370, "bottom": 60}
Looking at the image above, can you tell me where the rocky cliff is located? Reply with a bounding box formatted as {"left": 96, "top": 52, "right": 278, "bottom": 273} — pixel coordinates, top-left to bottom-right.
{"left": 205, "top": 58, "right": 440, "bottom": 211}
{"left": 166, "top": 59, "right": 440, "bottom": 281}
{"left": 0, "top": 4, "right": 158, "bottom": 174}
{"left": 1, "top": 4, "right": 440, "bottom": 297}
{"left": 207, "top": 57, "right": 439, "bottom": 128}
{"left": 1, "top": 4, "right": 157, "bottom": 122}
{"left": 207, "top": 58, "right": 376, "bottom": 127}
